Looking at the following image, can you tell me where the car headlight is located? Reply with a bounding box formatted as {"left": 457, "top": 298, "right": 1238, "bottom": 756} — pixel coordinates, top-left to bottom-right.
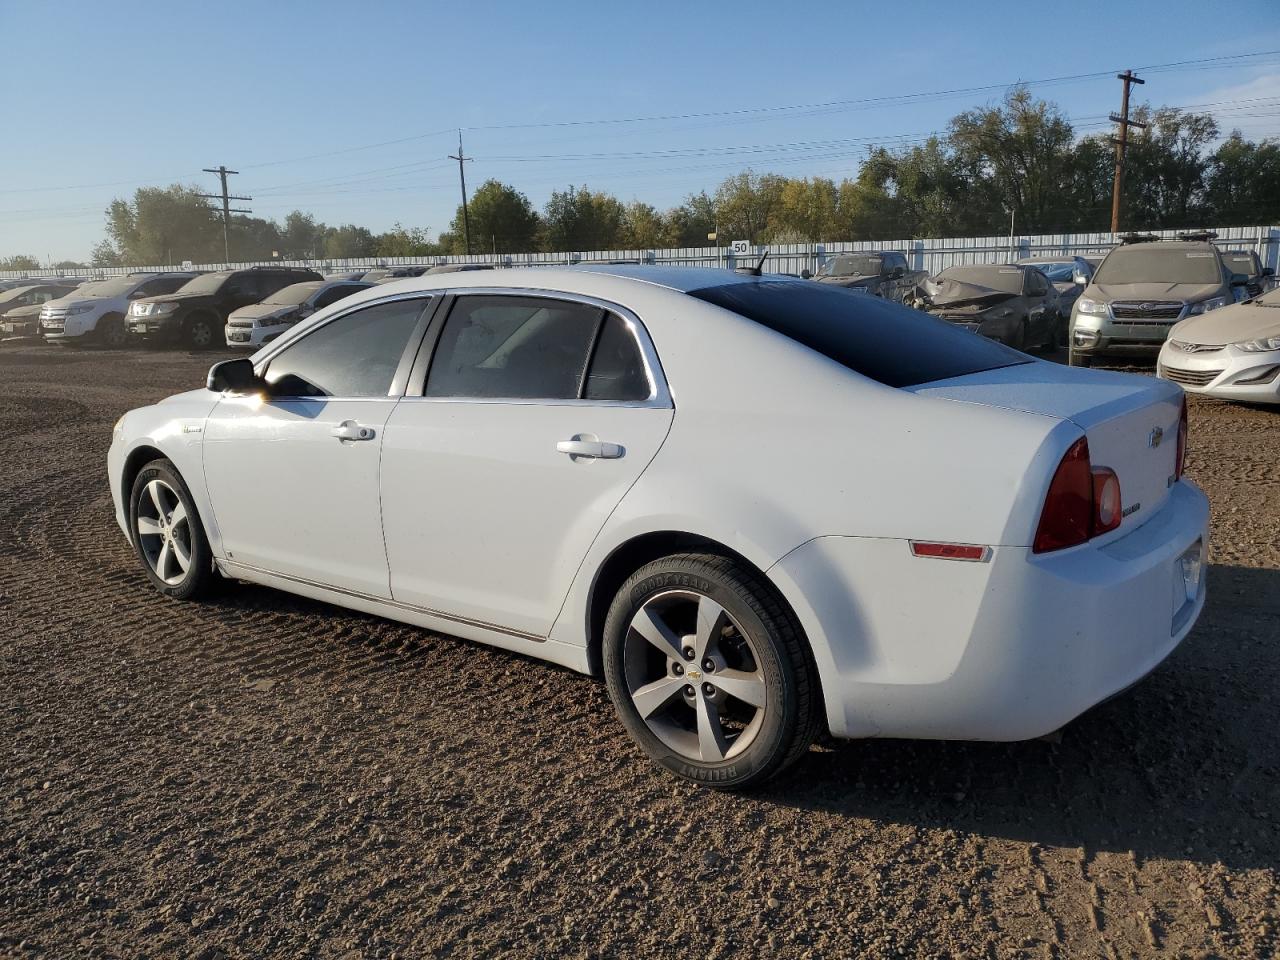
{"left": 256, "top": 316, "right": 287, "bottom": 327}
{"left": 1235, "top": 335, "right": 1280, "bottom": 352}
{"left": 112, "top": 415, "right": 125, "bottom": 438}
{"left": 67, "top": 304, "right": 94, "bottom": 315}
{"left": 1188, "top": 297, "right": 1228, "bottom": 315}
{"left": 1075, "top": 297, "right": 1107, "bottom": 316}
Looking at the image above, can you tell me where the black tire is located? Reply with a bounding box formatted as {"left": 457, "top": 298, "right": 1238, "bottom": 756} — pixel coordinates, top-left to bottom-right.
{"left": 1043, "top": 313, "right": 1063, "bottom": 352}
{"left": 602, "top": 552, "right": 822, "bottom": 789}
{"left": 128, "top": 458, "right": 216, "bottom": 601}
{"left": 97, "top": 313, "right": 127, "bottom": 349}
{"left": 186, "top": 314, "right": 217, "bottom": 350}
{"left": 1008, "top": 319, "right": 1028, "bottom": 352}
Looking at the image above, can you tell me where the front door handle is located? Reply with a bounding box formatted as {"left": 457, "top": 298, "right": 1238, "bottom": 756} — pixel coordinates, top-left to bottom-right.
{"left": 557, "top": 435, "right": 624, "bottom": 460}
{"left": 332, "top": 420, "right": 376, "bottom": 442}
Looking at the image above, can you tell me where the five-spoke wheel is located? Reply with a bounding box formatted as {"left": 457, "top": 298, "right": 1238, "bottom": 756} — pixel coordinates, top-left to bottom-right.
{"left": 128, "top": 458, "right": 214, "bottom": 600}
{"left": 603, "top": 552, "right": 821, "bottom": 789}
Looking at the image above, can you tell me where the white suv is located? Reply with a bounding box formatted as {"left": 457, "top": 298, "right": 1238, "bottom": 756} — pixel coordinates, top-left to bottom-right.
{"left": 41, "top": 273, "right": 195, "bottom": 347}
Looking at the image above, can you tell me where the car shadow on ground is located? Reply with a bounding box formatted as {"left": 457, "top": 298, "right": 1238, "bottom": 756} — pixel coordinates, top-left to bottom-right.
{"left": 756, "top": 563, "right": 1280, "bottom": 872}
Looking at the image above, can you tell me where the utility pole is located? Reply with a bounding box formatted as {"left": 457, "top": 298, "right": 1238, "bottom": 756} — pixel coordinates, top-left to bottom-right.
{"left": 199, "top": 166, "right": 252, "bottom": 264}
{"left": 1109, "top": 71, "right": 1147, "bottom": 234}
{"left": 448, "top": 131, "right": 473, "bottom": 255}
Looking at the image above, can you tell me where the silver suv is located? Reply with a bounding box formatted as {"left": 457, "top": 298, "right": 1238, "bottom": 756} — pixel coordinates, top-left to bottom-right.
{"left": 41, "top": 272, "right": 195, "bottom": 347}
{"left": 1069, "top": 237, "right": 1248, "bottom": 366}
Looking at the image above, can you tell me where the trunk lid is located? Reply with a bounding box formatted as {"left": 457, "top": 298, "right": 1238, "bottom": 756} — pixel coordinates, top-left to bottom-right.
{"left": 907, "top": 360, "right": 1183, "bottom": 535}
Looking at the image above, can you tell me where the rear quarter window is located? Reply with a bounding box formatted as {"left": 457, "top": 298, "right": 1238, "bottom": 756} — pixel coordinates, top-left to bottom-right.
{"left": 687, "top": 281, "right": 1029, "bottom": 388}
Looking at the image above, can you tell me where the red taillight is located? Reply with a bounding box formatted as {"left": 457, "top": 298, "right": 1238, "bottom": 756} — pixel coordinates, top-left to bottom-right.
{"left": 1033, "top": 437, "right": 1094, "bottom": 553}
{"left": 1175, "top": 395, "right": 1188, "bottom": 480}
{"left": 1033, "top": 437, "right": 1124, "bottom": 553}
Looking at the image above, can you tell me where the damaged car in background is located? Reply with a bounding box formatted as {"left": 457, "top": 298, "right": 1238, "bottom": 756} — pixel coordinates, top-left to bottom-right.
{"left": 807, "top": 251, "right": 926, "bottom": 304}
{"left": 916, "top": 263, "right": 1062, "bottom": 352}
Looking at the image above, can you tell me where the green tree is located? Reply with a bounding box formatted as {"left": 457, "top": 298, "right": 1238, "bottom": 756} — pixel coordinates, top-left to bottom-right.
{"left": 619, "top": 201, "right": 666, "bottom": 248}
{"left": 322, "top": 224, "right": 377, "bottom": 259}
{"left": 771, "top": 177, "right": 841, "bottom": 241}
{"left": 375, "top": 224, "right": 437, "bottom": 257}
{"left": 661, "top": 192, "right": 718, "bottom": 247}
{"left": 90, "top": 241, "right": 123, "bottom": 267}
{"left": 1207, "top": 134, "right": 1280, "bottom": 223}
{"left": 1121, "top": 107, "right": 1218, "bottom": 229}
{"left": 447, "top": 180, "right": 540, "bottom": 254}
{"left": 280, "top": 211, "right": 327, "bottom": 258}
{"left": 0, "top": 254, "right": 42, "bottom": 271}
{"left": 712, "top": 171, "right": 786, "bottom": 242}
{"left": 948, "top": 87, "right": 1077, "bottom": 234}
{"left": 105, "top": 184, "right": 223, "bottom": 264}
{"left": 541, "top": 186, "right": 626, "bottom": 251}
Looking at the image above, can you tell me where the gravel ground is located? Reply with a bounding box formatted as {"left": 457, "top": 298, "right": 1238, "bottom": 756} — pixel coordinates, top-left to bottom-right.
{"left": 0, "top": 342, "right": 1277, "bottom": 959}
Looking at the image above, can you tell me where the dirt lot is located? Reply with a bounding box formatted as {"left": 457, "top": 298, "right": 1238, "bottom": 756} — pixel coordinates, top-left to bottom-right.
{"left": 0, "top": 341, "right": 1277, "bottom": 959}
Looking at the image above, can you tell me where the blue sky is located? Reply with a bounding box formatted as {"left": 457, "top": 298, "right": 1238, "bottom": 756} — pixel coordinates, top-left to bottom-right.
{"left": 3, "top": 0, "right": 1280, "bottom": 262}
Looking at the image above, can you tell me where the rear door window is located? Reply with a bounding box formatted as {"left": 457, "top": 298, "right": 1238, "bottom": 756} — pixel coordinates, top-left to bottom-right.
{"left": 687, "top": 281, "right": 1029, "bottom": 388}
{"left": 426, "top": 295, "right": 604, "bottom": 400}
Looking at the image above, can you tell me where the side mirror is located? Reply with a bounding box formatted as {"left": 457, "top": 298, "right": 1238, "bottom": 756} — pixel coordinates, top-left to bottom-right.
{"left": 1263, "top": 267, "right": 1275, "bottom": 278}
{"left": 800, "top": 269, "right": 812, "bottom": 280}
{"left": 207, "top": 358, "right": 267, "bottom": 395}
{"left": 1074, "top": 273, "right": 1088, "bottom": 285}
{"left": 1230, "top": 272, "right": 1249, "bottom": 287}
{"left": 891, "top": 266, "right": 906, "bottom": 278}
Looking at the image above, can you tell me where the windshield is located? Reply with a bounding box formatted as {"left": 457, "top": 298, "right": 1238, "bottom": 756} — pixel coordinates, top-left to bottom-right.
{"left": 936, "top": 265, "right": 1024, "bottom": 294}
{"left": 818, "top": 255, "right": 882, "bottom": 278}
{"left": 687, "top": 281, "right": 1028, "bottom": 388}
{"left": 175, "top": 272, "right": 231, "bottom": 295}
{"left": 264, "top": 282, "right": 321, "bottom": 306}
{"left": 1094, "top": 246, "right": 1222, "bottom": 285}
{"left": 76, "top": 277, "right": 137, "bottom": 298}
{"left": 0, "top": 286, "right": 37, "bottom": 304}
{"left": 1024, "top": 261, "right": 1076, "bottom": 282}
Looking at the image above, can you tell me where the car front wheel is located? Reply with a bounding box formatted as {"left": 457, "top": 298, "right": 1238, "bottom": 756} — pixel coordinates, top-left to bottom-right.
{"left": 602, "top": 552, "right": 822, "bottom": 789}
{"left": 128, "top": 458, "right": 215, "bottom": 600}
{"left": 186, "top": 315, "right": 217, "bottom": 350}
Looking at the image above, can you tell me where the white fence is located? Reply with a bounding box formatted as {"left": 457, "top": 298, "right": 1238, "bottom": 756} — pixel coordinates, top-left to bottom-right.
{"left": 6, "top": 225, "right": 1278, "bottom": 281}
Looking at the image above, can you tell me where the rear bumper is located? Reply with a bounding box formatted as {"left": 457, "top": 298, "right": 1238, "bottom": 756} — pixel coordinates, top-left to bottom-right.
{"left": 1157, "top": 342, "right": 1280, "bottom": 403}
{"left": 770, "top": 480, "right": 1210, "bottom": 741}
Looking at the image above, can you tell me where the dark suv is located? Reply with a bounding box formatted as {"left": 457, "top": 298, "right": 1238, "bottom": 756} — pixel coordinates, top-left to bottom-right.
{"left": 126, "top": 266, "right": 323, "bottom": 348}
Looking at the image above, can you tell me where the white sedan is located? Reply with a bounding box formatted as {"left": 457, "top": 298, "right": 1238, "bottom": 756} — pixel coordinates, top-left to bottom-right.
{"left": 1158, "top": 286, "right": 1280, "bottom": 403}
{"left": 109, "top": 266, "right": 1209, "bottom": 788}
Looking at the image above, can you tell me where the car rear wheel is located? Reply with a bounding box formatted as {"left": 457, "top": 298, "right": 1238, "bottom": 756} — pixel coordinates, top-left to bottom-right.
{"left": 97, "top": 313, "right": 127, "bottom": 349}
{"left": 602, "top": 552, "right": 821, "bottom": 789}
{"left": 128, "top": 459, "right": 215, "bottom": 600}
{"left": 186, "top": 315, "right": 216, "bottom": 350}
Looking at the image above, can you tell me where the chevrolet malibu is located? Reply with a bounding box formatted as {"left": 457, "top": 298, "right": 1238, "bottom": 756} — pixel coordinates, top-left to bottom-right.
{"left": 109, "top": 266, "right": 1209, "bottom": 788}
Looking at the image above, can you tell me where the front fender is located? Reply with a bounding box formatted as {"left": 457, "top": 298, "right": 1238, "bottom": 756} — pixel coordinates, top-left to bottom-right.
{"left": 108, "top": 391, "right": 223, "bottom": 555}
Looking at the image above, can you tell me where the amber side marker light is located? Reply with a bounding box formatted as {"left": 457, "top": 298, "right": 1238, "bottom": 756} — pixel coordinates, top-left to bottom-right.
{"left": 909, "top": 542, "right": 991, "bottom": 562}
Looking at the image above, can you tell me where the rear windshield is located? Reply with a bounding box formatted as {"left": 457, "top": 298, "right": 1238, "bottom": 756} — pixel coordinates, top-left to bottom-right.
{"left": 687, "top": 281, "right": 1029, "bottom": 388}
{"left": 1094, "top": 246, "right": 1222, "bottom": 285}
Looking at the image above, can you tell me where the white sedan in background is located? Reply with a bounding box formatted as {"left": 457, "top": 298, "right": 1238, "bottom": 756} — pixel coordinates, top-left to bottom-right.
{"left": 109, "top": 266, "right": 1208, "bottom": 788}
{"left": 1158, "top": 286, "right": 1280, "bottom": 403}
{"left": 224, "top": 279, "right": 372, "bottom": 348}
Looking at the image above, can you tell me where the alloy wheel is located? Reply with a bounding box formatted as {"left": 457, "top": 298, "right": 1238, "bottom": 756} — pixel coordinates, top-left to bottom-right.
{"left": 135, "top": 479, "right": 193, "bottom": 585}
{"left": 622, "top": 589, "right": 767, "bottom": 763}
{"left": 190, "top": 320, "right": 213, "bottom": 349}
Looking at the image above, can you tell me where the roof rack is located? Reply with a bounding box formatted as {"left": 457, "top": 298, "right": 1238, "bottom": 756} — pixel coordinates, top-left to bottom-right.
{"left": 1118, "top": 233, "right": 1161, "bottom": 245}
{"left": 1174, "top": 231, "right": 1218, "bottom": 242}
{"left": 246, "top": 265, "right": 313, "bottom": 271}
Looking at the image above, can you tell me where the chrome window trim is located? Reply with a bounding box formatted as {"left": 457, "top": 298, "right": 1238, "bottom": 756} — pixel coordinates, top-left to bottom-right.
{"left": 412, "top": 285, "right": 673, "bottom": 409}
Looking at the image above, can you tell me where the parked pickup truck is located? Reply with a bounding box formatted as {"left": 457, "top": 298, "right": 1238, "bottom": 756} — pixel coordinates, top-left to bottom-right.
{"left": 807, "top": 251, "right": 927, "bottom": 304}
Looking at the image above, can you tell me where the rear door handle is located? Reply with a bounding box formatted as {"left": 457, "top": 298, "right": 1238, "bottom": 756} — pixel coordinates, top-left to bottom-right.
{"left": 332, "top": 420, "right": 376, "bottom": 442}
{"left": 557, "top": 435, "right": 624, "bottom": 460}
